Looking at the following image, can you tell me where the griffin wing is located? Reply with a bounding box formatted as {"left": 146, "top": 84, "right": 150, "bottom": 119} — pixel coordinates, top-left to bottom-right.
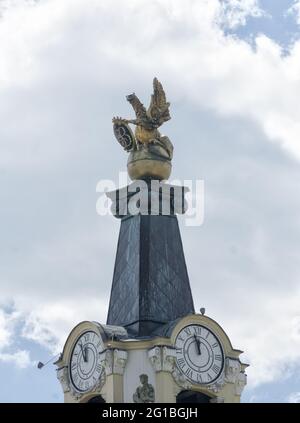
{"left": 148, "top": 77, "right": 171, "bottom": 126}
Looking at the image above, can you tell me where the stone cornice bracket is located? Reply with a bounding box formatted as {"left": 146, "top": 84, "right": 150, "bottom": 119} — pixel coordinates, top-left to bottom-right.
{"left": 235, "top": 372, "right": 247, "bottom": 396}
{"left": 56, "top": 366, "right": 70, "bottom": 394}
{"left": 207, "top": 372, "right": 225, "bottom": 393}
{"left": 148, "top": 346, "right": 192, "bottom": 390}
{"left": 56, "top": 364, "right": 83, "bottom": 401}
{"left": 148, "top": 347, "right": 162, "bottom": 372}
{"left": 225, "top": 358, "right": 247, "bottom": 396}
{"left": 225, "top": 358, "right": 241, "bottom": 383}
{"left": 148, "top": 346, "right": 176, "bottom": 373}
{"left": 162, "top": 346, "right": 176, "bottom": 373}
{"left": 99, "top": 348, "right": 128, "bottom": 376}
{"left": 56, "top": 366, "right": 83, "bottom": 401}
{"left": 171, "top": 366, "right": 192, "bottom": 390}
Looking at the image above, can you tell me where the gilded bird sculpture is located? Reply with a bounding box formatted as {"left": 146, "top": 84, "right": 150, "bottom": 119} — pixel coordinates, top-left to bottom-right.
{"left": 112, "top": 78, "right": 174, "bottom": 181}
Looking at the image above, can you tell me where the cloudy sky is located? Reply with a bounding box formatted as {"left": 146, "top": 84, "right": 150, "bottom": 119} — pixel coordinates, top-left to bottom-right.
{"left": 0, "top": 0, "right": 300, "bottom": 403}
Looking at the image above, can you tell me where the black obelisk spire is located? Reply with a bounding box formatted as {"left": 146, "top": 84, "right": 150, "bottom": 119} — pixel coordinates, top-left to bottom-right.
{"left": 106, "top": 182, "right": 195, "bottom": 337}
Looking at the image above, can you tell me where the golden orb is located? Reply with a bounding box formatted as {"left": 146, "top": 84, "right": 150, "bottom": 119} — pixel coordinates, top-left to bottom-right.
{"left": 127, "top": 144, "right": 172, "bottom": 181}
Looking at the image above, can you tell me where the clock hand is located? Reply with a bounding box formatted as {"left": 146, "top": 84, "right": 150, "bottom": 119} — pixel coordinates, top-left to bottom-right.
{"left": 198, "top": 338, "right": 201, "bottom": 355}
{"left": 194, "top": 335, "right": 201, "bottom": 355}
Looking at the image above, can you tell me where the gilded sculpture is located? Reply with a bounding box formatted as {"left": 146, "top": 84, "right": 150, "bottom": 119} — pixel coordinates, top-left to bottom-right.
{"left": 112, "top": 78, "right": 174, "bottom": 181}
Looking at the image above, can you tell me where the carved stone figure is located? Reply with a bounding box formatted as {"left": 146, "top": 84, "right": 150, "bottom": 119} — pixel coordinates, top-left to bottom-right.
{"left": 133, "top": 374, "right": 155, "bottom": 403}
{"left": 113, "top": 78, "right": 174, "bottom": 181}
{"left": 225, "top": 358, "right": 241, "bottom": 383}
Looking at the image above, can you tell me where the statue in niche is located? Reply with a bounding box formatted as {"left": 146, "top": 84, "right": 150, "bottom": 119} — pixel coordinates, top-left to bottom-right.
{"left": 133, "top": 374, "right": 155, "bottom": 403}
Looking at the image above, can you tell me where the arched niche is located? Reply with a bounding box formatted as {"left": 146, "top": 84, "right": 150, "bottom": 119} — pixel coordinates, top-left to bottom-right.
{"left": 87, "top": 395, "right": 106, "bottom": 403}
{"left": 176, "top": 390, "right": 211, "bottom": 403}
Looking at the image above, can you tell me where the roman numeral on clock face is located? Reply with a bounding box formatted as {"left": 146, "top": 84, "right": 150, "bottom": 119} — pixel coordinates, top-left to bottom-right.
{"left": 194, "top": 326, "right": 201, "bottom": 335}
{"left": 215, "top": 354, "right": 222, "bottom": 361}
{"left": 83, "top": 333, "right": 90, "bottom": 342}
{"left": 185, "top": 368, "right": 193, "bottom": 379}
{"left": 212, "top": 364, "right": 220, "bottom": 374}
{"left": 177, "top": 357, "right": 185, "bottom": 368}
{"left": 184, "top": 327, "right": 192, "bottom": 336}
{"left": 197, "top": 374, "right": 203, "bottom": 383}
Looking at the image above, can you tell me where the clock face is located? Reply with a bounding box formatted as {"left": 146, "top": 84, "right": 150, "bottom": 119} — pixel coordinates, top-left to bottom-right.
{"left": 69, "top": 331, "right": 104, "bottom": 392}
{"left": 175, "top": 325, "right": 224, "bottom": 385}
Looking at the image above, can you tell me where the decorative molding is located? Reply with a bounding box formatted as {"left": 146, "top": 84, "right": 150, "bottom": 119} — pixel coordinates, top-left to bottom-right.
{"left": 171, "top": 366, "right": 192, "bottom": 390}
{"left": 69, "top": 370, "right": 106, "bottom": 401}
{"left": 172, "top": 382, "right": 182, "bottom": 397}
{"left": 56, "top": 367, "right": 70, "bottom": 394}
{"left": 225, "top": 358, "right": 241, "bottom": 383}
{"left": 162, "top": 346, "right": 176, "bottom": 373}
{"left": 114, "top": 349, "right": 128, "bottom": 375}
{"left": 148, "top": 347, "right": 162, "bottom": 372}
{"left": 148, "top": 346, "right": 192, "bottom": 390}
{"left": 147, "top": 346, "right": 247, "bottom": 397}
{"left": 99, "top": 350, "right": 113, "bottom": 375}
{"left": 69, "top": 387, "right": 83, "bottom": 401}
{"left": 235, "top": 372, "right": 247, "bottom": 396}
{"left": 99, "top": 348, "right": 128, "bottom": 376}
{"left": 57, "top": 366, "right": 83, "bottom": 401}
{"left": 207, "top": 372, "right": 226, "bottom": 393}
{"left": 210, "top": 396, "right": 225, "bottom": 403}
{"left": 225, "top": 358, "right": 247, "bottom": 396}
{"left": 56, "top": 366, "right": 83, "bottom": 401}
{"left": 57, "top": 361, "right": 107, "bottom": 401}
{"left": 148, "top": 346, "right": 176, "bottom": 373}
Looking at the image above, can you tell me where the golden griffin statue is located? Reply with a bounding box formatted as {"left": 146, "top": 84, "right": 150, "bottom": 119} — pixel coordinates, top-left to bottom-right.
{"left": 112, "top": 78, "right": 174, "bottom": 181}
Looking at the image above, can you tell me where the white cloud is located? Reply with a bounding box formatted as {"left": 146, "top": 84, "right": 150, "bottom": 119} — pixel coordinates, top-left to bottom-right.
{"left": 288, "top": 1, "right": 300, "bottom": 25}
{"left": 288, "top": 391, "right": 300, "bottom": 403}
{"left": 0, "top": 308, "right": 34, "bottom": 368}
{"left": 238, "top": 292, "right": 300, "bottom": 386}
{"left": 0, "top": 350, "right": 32, "bottom": 368}
{"left": 0, "top": 0, "right": 299, "bottom": 164}
{"left": 21, "top": 298, "right": 108, "bottom": 354}
{"left": 0, "top": 308, "right": 22, "bottom": 348}
{"left": 0, "top": 0, "right": 300, "bottom": 398}
{"left": 219, "top": 0, "right": 265, "bottom": 29}
{"left": 0, "top": 310, "right": 12, "bottom": 348}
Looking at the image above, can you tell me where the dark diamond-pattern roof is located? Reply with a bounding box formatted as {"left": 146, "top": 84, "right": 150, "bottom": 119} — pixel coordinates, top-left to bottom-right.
{"left": 106, "top": 214, "right": 195, "bottom": 337}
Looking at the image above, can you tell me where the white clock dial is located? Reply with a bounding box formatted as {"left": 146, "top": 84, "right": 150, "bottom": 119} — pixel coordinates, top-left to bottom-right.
{"left": 175, "top": 325, "right": 224, "bottom": 385}
{"left": 69, "top": 331, "right": 104, "bottom": 392}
